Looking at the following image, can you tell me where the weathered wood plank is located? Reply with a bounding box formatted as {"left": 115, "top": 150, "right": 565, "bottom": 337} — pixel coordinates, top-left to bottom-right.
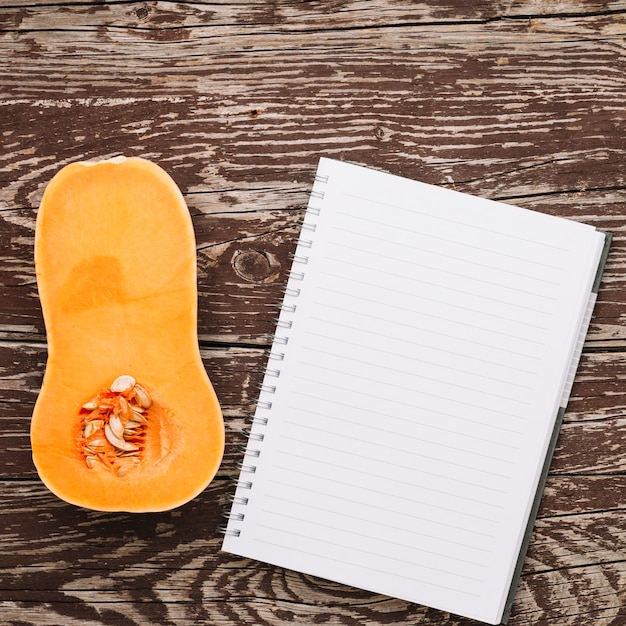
{"left": 3, "top": 0, "right": 626, "bottom": 22}
{"left": 540, "top": 475, "right": 626, "bottom": 517}
{"left": 3, "top": 1, "right": 626, "bottom": 62}
{"left": 0, "top": 480, "right": 623, "bottom": 626}
{"left": 3, "top": 74, "right": 626, "bottom": 202}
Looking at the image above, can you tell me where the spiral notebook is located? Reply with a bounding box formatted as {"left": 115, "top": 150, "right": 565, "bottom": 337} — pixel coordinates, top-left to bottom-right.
{"left": 222, "top": 158, "right": 610, "bottom": 625}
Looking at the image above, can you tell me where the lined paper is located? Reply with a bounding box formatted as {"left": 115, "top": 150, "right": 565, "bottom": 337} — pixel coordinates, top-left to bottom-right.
{"left": 222, "top": 158, "right": 607, "bottom": 625}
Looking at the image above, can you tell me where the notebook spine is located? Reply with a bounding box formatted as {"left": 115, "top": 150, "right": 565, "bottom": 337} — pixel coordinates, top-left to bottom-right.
{"left": 220, "top": 169, "right": 328, "bottom": 539}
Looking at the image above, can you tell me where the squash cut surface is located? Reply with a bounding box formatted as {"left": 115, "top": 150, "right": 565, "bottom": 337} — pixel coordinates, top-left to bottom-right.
{"left": 31, "top": 157, "right": 224, "bottom": 512}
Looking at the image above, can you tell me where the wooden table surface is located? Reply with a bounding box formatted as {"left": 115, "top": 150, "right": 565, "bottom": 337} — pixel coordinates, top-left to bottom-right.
{"left": 2, "top": 1, "right": 626, "bottom": 624}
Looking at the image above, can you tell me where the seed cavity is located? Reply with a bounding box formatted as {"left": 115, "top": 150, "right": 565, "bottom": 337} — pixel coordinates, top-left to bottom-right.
{"left": 79, "top": 375, "right": 152, "bottom": 476}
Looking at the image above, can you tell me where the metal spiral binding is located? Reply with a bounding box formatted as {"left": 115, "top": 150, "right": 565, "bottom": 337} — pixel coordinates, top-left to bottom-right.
{"left": 221, "top": 167, "right": 327, "bottom": 540}
{"left": 237, "top": 444, "right": 260, "bottom": 457}
{"left": 267, "top": 349, "right": 285, "bottom": 361}
{"left": 224, "top": 510, "right": 246, "bottom": 522}
{"left": 242, "top": 429, "right": 265, "bottom": 442}
{"left": 227, "top": 493, "right": 249, "bottom": 505}
{"left": 255, "top": 382, "right": 276, "bottom": 394}
{"left": 287, "top": 270, "right": 305, "bottom": 281}
{"left": 237, "top": 461, "right": 257, "bottom": 474}
{"left": 290, "top": 253, "right": 309, "bottom": 264}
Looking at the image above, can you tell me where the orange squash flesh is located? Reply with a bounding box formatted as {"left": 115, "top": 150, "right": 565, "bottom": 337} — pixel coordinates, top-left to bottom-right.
{"left": 31, "top": 157, "right": 224, "bottom": 512}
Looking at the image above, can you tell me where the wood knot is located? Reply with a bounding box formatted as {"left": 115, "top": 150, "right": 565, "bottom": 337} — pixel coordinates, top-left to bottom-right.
{"left": 134, "top": 4, "right": 151, "bottom": 20}
{"left": 232, "top": 250, "right": 278, "bottom": 283}
{"left": 374, "top": 126, "right": 387, "bottom": 140}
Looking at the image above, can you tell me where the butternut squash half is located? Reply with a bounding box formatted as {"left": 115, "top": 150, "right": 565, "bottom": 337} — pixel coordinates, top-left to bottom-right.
{"left": 31, "top": 157, "right": 224, "bottom": 512}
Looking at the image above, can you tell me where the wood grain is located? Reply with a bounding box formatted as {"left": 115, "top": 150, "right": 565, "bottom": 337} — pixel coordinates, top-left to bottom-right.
{"left": 1, "top": 1, "right": 625, "bottom": 625}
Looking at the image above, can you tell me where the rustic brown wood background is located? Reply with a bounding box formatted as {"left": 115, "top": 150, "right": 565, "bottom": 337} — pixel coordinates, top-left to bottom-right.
{"left": 1, "top": 0, "right": 626, "bottom": 624}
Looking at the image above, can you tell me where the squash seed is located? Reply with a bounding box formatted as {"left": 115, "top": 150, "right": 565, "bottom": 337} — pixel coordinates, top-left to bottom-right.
{"left": 109, "top": 414, "right": 124, "bottom": 439}
{"left": 110, "top": 374, "right": 136, "bottom": 393}
{"left": 104, "top": 424, "right": 139, "bottom": 452}
{"left": 118, "top": 395, "right": 132, "bottom": 420}
{"left": 133, "top": 383, "right": 152, "bottom": 409}
{"left": 84, "top": 421, "right": 101, "bottom": 438}
{"left": 117, "top": 450, "right": 140, "bottom": 458}
{"left": 87, "top": 438, "right": 106, "bottom": 453}
{"left": 131, "top": 409, "right": 147, "bottom": 424}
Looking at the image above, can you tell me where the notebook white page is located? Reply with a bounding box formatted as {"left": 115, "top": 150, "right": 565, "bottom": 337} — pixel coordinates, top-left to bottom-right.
{"left": 222, "top": 158, "right": 607, "bottom": 625}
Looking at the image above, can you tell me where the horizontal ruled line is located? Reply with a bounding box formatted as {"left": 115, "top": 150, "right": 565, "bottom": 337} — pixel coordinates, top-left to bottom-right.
{"left": 341, "top": 192, "right": 571, "bottom": 254}
{"left": 277, "top": 444, "right": 509, "bottom": 501}
{"left": 258, "top": 510, "right": 489, "bottom": 572}
{"left": 291, "top": 378, "right": 526, "bottom": 433}
{"left": 303, "top": 331, "right": 535, "bottom": 387}
{"left": 267, "top": 482, "right": 497, "bottom": 540}
{"left": 289, "top": 389, "right": 523, "bottom": 438}
{"left": 307, "top": 317, "right": 539, "bottom": 374}
{"left": 283, "top": 402, "right": 513, "bottom": 479}
{"left": 264, "top": 493, "right": 495, "bottom": 550}
{"left": 325, "top": 243, "right": 559, "bottom": 307}
{"left": 315, "top": 290, "right": 547, "bottom": 351}
{"left": 337, "top": 202, "right": 568, "bottom": 268}
{"left": 283, "top": 415, "right": 515, "bottom": 469}
{"left": 284, "top": 403, "right": 519, "bottom": 456}
{"left": 294, "top": 366, "right": 529, "bottom": 423}
{"left": 271, "top": 470, "right": 501, "bottom": 524}
{"left": 319, "top": 277, "right": 551, "bottom": 335}
{"left": 302, "top": 340, "right": 534, "bottom": 393}
{"left": 301, "top": 358, "right": 528, "bottom": 413}
{"left": 309, "top": 303, "right": 540, "bottom": 360}
{"left": 298, "top": 357, "right": 530, "bottom": 409}
{"left": 255, "top": 535, "right": 482, "bottom": 597}
{"left": 329, "top": 224, "right": 562, "bottom": 288}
